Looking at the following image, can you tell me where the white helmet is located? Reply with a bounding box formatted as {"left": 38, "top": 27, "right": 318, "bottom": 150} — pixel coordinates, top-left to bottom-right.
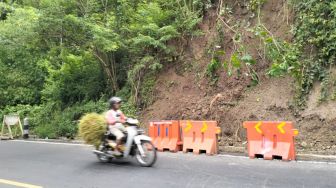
{"left": 109, "top": 97, "right": 122, "bottom": 106}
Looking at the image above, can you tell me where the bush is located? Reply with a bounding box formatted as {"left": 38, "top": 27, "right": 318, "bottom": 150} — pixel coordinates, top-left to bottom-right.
{"left": 0, "top": 98, "right": 137, "bottom": 139}
{"left": 34, "top": 124, "right": 57, "bottom": 139}
{"left": 30, "top": 100, "right": 108, "bottom": 139}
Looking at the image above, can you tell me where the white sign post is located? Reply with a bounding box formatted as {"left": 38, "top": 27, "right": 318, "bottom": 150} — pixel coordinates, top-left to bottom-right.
{"left": 1, "top": 114, "right": 23, "bottom": 139}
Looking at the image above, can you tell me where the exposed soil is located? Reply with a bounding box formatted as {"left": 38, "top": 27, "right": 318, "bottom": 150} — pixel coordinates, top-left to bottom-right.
{"left": 140, "top": 0, "right": 336, "bottom": 155}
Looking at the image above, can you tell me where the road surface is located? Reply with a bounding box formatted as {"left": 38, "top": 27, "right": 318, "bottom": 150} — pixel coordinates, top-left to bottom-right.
{"left": 0, "top": 140, "right": 335, "bottom": 188}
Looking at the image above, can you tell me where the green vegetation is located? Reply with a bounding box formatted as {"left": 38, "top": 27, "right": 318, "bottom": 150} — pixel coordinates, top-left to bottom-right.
{"left": 256, "top": 0, "right": 336, "bottom": 106}
{"left": 0, "top": 0, "right": 207, "bottom": 138}
{"left": 292, "top": 0, "right": 336, "bottom": 104}
{"left": 213, "top": 0, "right": 336, "bottom": 107}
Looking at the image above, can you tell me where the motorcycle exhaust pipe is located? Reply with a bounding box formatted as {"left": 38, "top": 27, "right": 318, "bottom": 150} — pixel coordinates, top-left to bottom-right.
{"left": 93, "top": 150, "right": 114, "bottom": 157}
{"left": 93, "top": 150, "right": 105, "bottom": 155}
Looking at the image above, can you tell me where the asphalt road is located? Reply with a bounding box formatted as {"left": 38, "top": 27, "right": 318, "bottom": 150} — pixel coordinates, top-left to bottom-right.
{"left": 0, "top": 141, "right": 335, "bottom": 188}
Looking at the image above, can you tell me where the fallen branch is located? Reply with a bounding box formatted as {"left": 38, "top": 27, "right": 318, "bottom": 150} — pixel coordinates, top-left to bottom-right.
{"left": 235, "top": 125, "right": 241, "bottom": 142}
{"left": 210, "top": 93, "right": 223, "bottom": 110}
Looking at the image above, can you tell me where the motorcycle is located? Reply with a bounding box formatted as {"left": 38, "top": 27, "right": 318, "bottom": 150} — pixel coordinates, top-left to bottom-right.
{"left": 93, "top": 118, "right": 157, "bottom": 167}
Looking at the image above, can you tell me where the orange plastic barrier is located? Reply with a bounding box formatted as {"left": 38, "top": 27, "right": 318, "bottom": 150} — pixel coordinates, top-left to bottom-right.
{"left": 148, "top": 121, "right": 182, "bottom": 152}
{"left": 180, "top": 121, "right": 221, "bottom": 155}
{"left": 243, "top": 121, "right": 299, "bottom": 161}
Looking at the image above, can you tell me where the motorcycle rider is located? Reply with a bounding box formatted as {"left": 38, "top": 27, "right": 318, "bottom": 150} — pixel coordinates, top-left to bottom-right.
{"left": 105, "top": 97, "right": 127, "bottom": 155}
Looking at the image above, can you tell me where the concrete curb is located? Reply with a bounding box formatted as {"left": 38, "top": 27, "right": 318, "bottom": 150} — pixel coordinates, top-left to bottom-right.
{"left": 296, "top": 154, "right": 336, "bottom": 163}
{"left": 219, "top": 153, "right": 336, "bottom": 163}
{"left": 219, "top": 146, "right": 336, "bottom": 162}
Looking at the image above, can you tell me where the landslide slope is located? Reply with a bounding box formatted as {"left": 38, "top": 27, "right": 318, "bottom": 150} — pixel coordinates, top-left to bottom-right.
{"left": 141, "top": 0, "right": 336, "bottom": 154}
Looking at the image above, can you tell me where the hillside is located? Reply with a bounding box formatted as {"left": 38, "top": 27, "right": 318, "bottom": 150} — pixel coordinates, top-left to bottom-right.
{"left": 141, "top": 0, "right": 336, "bottom": 154}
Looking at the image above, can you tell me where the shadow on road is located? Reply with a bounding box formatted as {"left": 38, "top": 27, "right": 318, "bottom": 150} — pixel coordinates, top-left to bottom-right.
{"left": 81, "top": 157, "right": 160, "bottom": 173}
{"left": 83, "top": 159, "right": 140, "bottom": 169}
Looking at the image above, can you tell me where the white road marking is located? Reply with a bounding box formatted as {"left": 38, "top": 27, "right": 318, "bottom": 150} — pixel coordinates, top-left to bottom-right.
{"left": 217, "top": 154, "right": 249, "bottom": 159}
{"left": 10, "top": 140, "right": 88, "bottom": 146}
{"left": 0, "top": 178, "right": 43, "bottom": 188}
{"left": 296, "top": 160, "right": 336, "bottom": 165}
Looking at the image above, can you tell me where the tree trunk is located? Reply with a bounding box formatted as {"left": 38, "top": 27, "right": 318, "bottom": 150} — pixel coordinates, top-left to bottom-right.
{"left": 93, "top": 48, "right": 119, "bottom": 93}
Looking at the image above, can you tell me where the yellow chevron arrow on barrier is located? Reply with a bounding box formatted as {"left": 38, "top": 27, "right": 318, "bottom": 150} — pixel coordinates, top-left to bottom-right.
{"left": 277, "top": 122, "right": 286, "bottom": 134}
{"left": 184, "top": 121, "right": 192, "bottom": 132}
{"left": 254, "top": 122, "right": 262, "bottom": 134}
{"left": 201, "top": 122, "right": 208, "bottom": 133}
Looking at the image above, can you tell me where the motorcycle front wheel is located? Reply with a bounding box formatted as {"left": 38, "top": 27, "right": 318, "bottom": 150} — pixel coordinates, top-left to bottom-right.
{"left": 135, "top": 140, "right": 157, "bottom": 167}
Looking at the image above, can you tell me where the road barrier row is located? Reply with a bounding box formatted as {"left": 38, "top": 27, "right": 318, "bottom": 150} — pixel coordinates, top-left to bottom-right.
{"left": 149, "top": 120, "right": 299, "bottom": 161}
{"left": 149, "top": 120, "right": 221, "bottom": 155}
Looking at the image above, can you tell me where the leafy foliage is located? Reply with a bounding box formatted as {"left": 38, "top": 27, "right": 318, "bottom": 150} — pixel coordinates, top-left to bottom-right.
{"left": 0, "top": 0, "right": 205, "bottom": 138}
{"left": 0, "top": 7, "right": 45, "bottom": 107}
{"left": 292, "top": 0, "right": 336, "bottom": 103}
{"left": 206, "top": 40, "right": 259, "bottom": 86}
{"left": 252, "top": 25, "right": 300, "bottom": 78}
{"left": 42, "top": 52, "right": 106, "bottom": 106}
{"left": 252, "top": 0, "right": 336, "bottom": 106}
